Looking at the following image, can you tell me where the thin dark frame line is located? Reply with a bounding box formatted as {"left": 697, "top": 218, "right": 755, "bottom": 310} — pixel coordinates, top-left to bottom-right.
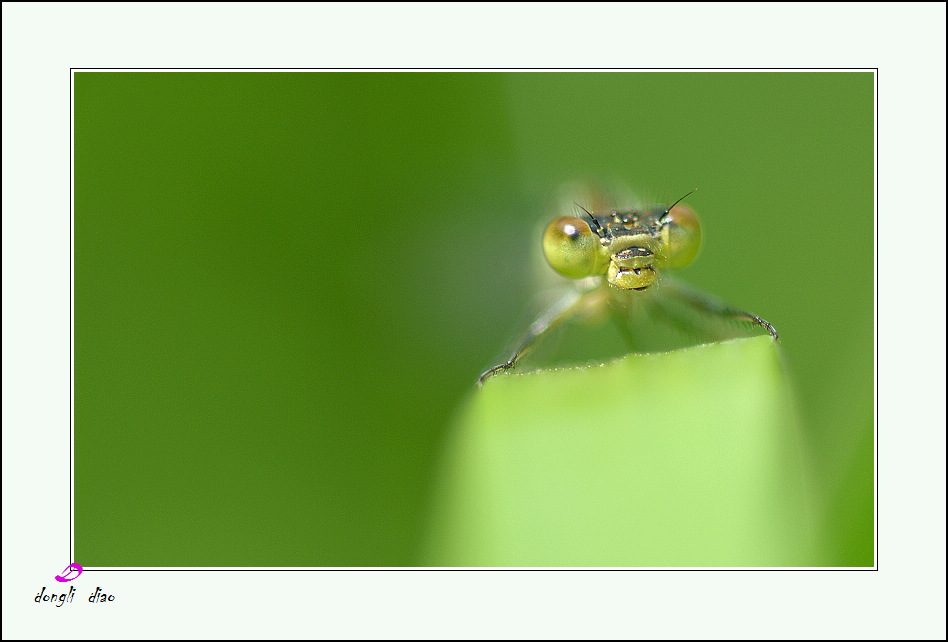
{"left": 79, "top": 568, "right": 877, "bottom": 572}
{"left": 69, "top": 68, "right": 73, "bottom": 565}
{"left": 875, "top": 70, "right": 880, "bottom": 568}
{"left": 70, "top": 67, "right": 877, "bottom": 71}
{"left": 68, "top": 67, "right": 880, "bottom": 572}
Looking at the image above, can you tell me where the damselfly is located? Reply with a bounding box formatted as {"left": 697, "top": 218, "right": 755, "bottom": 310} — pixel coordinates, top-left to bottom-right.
{"left": 478, "top": 181, "right": 777, "bottom": 384}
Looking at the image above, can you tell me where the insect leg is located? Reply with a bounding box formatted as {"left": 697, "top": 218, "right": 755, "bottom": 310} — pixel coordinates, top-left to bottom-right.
{"left": 662, "top": 277, "right": 779, "bottom": 340}
{"left": 478, "top": 288, "right": 591, "bottom": 385}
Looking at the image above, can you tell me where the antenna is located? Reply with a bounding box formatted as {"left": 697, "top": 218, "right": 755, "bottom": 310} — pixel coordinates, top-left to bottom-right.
{"left": 664, "top": 188, "right": 698, "bottom": 215}
{"left": 574, "top": 202, "right": 604, "bottom": 235}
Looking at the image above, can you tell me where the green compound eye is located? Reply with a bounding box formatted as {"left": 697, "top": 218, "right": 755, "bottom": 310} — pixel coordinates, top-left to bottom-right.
{"left": 542, "top": 216, "right": 604, "bottom": 279}
{"left": 661, "top": 203, "right": 701, "bottom": 269}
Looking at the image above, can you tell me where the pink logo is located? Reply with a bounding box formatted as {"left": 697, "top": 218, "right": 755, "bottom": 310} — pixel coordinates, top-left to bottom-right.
{"left": 54, "top": 563, "right": 82, "bottom": 582}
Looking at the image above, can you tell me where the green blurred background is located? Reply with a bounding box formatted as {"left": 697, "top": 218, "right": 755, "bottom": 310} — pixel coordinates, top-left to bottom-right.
{"left": 74, "top": 72, "right": 873, "bottom": 566}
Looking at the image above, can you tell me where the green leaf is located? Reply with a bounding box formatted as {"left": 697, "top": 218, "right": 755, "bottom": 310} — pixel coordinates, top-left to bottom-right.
{"left": 422, "top": 336, "right": 815, "bottom": 566}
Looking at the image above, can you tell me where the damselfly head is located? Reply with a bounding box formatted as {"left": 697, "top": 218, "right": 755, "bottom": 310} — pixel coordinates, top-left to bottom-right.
{"left": 542, "top": 192, "right": 702, "bottom": 290}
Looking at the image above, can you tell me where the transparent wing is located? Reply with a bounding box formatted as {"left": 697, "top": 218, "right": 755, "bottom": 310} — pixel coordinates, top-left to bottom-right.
{"left": 478, "top": 282, "right": 611, "bottom": 383}
{"left": 552, "top": 179, "right": 641, "bottom": 216}
{"left": 604, "top": 276, "right": 777, "bottom": 352}
{"left": 481, "top": 276, "right": 777, "bottom": 382}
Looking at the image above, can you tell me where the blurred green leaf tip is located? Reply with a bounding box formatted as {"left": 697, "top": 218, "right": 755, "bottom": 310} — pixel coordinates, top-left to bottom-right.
{"left": 423, "top": 336, "right": 816, "bottom": 567}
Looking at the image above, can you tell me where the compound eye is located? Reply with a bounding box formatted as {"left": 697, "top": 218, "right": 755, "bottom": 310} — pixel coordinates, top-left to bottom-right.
{"left": 543, "top": 216, "right": 600, "bottom": 279}
{"left": 662, "top": 203, "right": 701, "bottom": 269}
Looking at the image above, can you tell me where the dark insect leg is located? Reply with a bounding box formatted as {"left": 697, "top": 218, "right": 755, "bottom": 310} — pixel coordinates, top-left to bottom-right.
{"left": 663, "top": 278, "right": 779, "bottom": 340}
{"left": 478, "top": 288, "right": 591, "bottom": 385}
